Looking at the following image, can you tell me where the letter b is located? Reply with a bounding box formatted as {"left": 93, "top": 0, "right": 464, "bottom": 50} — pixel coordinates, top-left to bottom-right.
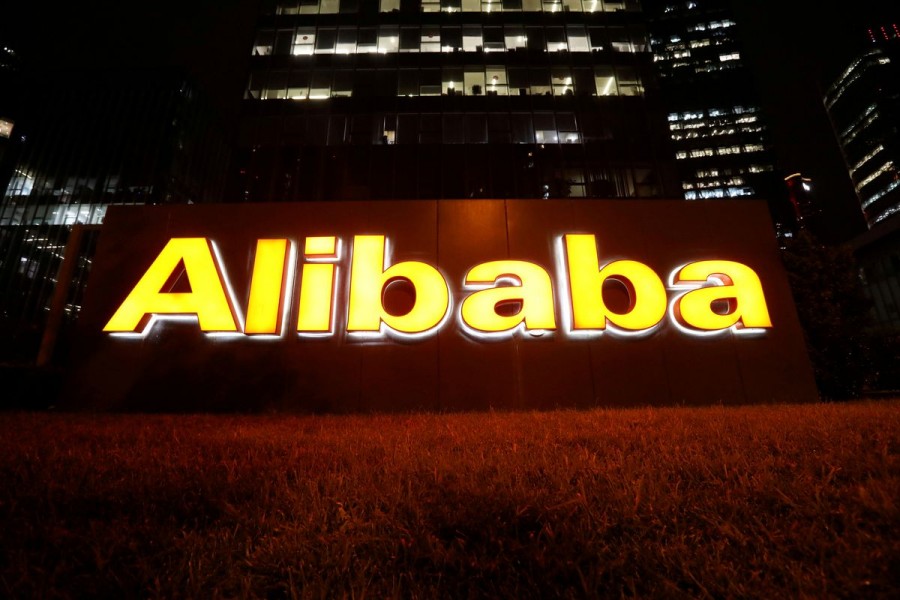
{"left": 347, "top": 236, "right": 449, "bottom": 335}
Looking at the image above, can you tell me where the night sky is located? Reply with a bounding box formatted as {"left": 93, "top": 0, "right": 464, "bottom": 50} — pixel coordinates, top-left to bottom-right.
{"left": 2, "top": 0, "right": 897, "bottom": 241}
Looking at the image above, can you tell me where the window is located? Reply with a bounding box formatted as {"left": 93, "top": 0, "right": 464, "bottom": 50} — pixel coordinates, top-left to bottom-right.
{"left": 511, "top": 113, "right": 534, "bottom": 143}
{"left": 557, "top": 113, "right": 579, "bottom": 143}
{"left": 530, "top": 69, "right": 551, "bottom": 96}
{"left": 358, "top": 28, "right": 378, "bottom": 53}
{"left": 465, "top": 67, "right": 487, "bottom": 96}
{"left": 589, "top": 28, "right": 605, "bottom": 51}
{"left": 275, "top": 29, "right": 294, "bottom": 54}
{"left": 484, "top": 27, "right": 504, "bottom": 52}
{"left": 264, "top": 71, "right": 287, "bottom": 99}
{"left": 332, "top": 71, "right": 353, "bottom": 97}
{"left": 293, "top": 28, "right": 315, "bottom": 55}
{"left": 310, "top": 72, "right": 332, "bottom": 98}
{"left": 288, "top": 71, "right": 310, "bottom": 99}
{"left": 463, "top": 25, "right": 482, "bottom": 51}
{"left": 420, "top": 70, "right": 442, "bottom": 96}
{"left": 254, "top": 29, "right": 274, "bottom": 55}
{"left": 485, "top": 66, "right": 508, "bottom": 95}
{"left": 442, "top": 68, "right": 464, "bottom": 95}
{"left": 567, "top": 26, "right": 589, "bottom": 52}
{"left": 378, "top": 26, "right": 399, "bottom": 53}
{"left": 546, "top": 28, "right": 567, "bottom": 52}
{"left": 315, "top": 29, "right": 337, "bottom": 54}
{"left": 336, "top": 29, "right": 357, "bottom": 54}
{"left": 422, "top": 26, "right": 441, "bottom": 52}
{"left": 551, "top": 68, "right": 573, "bottom": 96}
{"left": 616, "top": 67, "right": 642, "bottom": 96}
{"left": 594, "top": 67, "right": 617, "bottom": 95}
{"left": 504, "top": 25, "right": 527, "bottom": 50}
{"left": 400, "top": 28, "right": 419, "bottom": 52}
{"left": 442, "top": 27, "right": 462, "bottom": 52}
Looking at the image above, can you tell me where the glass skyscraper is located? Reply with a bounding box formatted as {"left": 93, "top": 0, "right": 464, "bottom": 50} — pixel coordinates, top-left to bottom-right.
{"left": 642, "top": 0, "right": 778, "bottom": 204}
{"left": 825, "top": 25, "right": 900, "bottom": 228}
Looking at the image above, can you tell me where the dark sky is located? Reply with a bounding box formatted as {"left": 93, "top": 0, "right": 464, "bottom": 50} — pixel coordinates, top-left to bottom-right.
{"left": 1, "top": 0, "right": 261, "bottom": 118}
{"left": 2, "top": 0, "right": 897, "bottom": 241}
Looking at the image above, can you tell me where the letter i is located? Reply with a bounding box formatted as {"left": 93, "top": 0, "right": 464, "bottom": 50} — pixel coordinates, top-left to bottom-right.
{"left": 297, "top": 236, "right": 339, "bottom": 334}
{"left": 245, "top": 239, "right": 292, "bottom": 335}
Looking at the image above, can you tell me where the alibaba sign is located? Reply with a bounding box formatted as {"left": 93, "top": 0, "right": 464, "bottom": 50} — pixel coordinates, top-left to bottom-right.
{"left": 103, "top": 234, "right": 772, "bottom": 339}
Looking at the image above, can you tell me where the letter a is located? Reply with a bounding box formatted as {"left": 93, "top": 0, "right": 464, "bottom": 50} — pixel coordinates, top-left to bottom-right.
{"left": 104, "top": 238, "right": 238, "bottom": 334}
{"left": 672, "top": 261, "right": 772, "bottom": 331}
{"left": 461, "top": 261, "right": 556, "bottom": 333}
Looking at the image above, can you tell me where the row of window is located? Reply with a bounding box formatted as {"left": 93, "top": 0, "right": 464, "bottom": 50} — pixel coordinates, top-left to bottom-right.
{"left": 253, "top": 24, "right": 648, "bottom": 56}
{"left": 669, "top": 125, "right": 762, "bottom": 141}
{"left": 242, "top": 110, "right": 635, "bottom": 146}
{"left": 267, "top": 0, "right": 637, "bottom": 15}
{"left": 683, "top": 187, "right": 753, "bottom": 200}
{"left": 667, "top": 106, "right": 760, "bottom": 122}
{"left": 237, "top": 145, "right": 661, "bottom": 202}
{"left": 682, "top": 175, "right": 745, "bottom": 190}
{"left": 855, "top": 161, "right": 896, "bottom": 194}
{"left": 248, "top": 65, "right": 643, "bottom": 99}
{"left": 653, "top": 48, "right": 740, "bottom": 64}
{"left": 674, "top": 144, "right": 765, "bottom": 160}
{"left": 692, "top": 165, "right": 772, "bottom": 180}
{"left": 0, "top": 202, "right": 111, "bottom": 227}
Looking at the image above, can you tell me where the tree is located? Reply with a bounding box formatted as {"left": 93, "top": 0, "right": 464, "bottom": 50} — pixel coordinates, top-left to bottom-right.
{"left": 781, "top": 230, "right": 874, "bottom": 399}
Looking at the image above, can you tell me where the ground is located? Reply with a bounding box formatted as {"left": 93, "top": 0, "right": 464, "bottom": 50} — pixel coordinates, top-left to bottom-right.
{"left": 1, "top": 402, "right": 898, "bottom": 598}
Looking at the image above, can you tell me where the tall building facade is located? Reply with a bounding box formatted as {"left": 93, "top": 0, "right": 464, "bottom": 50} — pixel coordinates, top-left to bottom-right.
{"left": 824, "top": 25, "right": 900, "bottom": 229}
{"left": 232, "top": 0, "right": 678, "bottom": 203}
{"left": 0, "top": 71, "right": 229, "bottom": 361}
{"left": 829, "top": 25, "right": 900, "bottom": 336}
{"left": 642, "top": 0, "right": 778, "bottom": 206}
{"left": 0, "top": 44, "right": 21, "bottom": 197}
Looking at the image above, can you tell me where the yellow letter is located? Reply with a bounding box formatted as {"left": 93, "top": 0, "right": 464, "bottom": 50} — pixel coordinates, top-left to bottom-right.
{"left": 347, "top": 235, "right": 449, "bottom": 334}
{"left": 461, "top": 261, "right": 556, "bottom": 333}
{"left": 672, "top": 261, "right": 772, "bottom": 331}
{"left": 565, "top": 234, "right": 666, "bottom": 331}
{"left": 297, "top": 236, "right": 338, "bottom": 333}
{"left": 245, "top": 239, "right": 291, "bottom": 335}
{"left": 104, "top": 238, "right": 238, "bottom": 333}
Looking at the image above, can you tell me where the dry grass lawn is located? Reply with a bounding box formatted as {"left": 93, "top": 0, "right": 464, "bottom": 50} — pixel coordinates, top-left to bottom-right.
{"left": 0, "top": 402, "right": 898, "bottom": 598}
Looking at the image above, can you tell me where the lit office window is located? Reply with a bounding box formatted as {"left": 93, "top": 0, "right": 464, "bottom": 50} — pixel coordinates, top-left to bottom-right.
{"left": 0, "top": 119, "right": 13, "bottom": 139}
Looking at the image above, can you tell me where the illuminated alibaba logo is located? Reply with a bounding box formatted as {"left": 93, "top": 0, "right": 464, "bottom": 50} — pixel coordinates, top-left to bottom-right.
{"left": 103, "top": 234, "right": 773, "bottom": 339}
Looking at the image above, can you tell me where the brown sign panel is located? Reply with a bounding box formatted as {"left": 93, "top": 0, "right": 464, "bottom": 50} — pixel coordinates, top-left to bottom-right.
{"left": 66, "top": 199, "right": 817, "bottom": 411}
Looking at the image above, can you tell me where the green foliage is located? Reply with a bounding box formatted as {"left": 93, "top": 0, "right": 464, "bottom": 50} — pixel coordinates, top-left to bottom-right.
{"left": 781, "top": 231, "right": 874, "bottom": 399}
{"left": 0, "top": 407, "right": 898, "bottom": 598}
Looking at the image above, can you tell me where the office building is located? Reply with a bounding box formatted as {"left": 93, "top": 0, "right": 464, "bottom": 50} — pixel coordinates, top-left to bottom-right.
{"left": 829, "top": 24, "right": 900, "bottom": 335}
{"left": 232, "top": 0, "right": 678, "bottom": 203}
{"left": 0, "top": 44, "right": 21, "bottom": 196}
{"left": 0, "top": 71, "right": 229, "bottom": 361}
{"left": 824, "top": 25, "right": 900, "bottom": 228}
{"left": 642, "top": 0, "right": 779, "bottom": 205}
